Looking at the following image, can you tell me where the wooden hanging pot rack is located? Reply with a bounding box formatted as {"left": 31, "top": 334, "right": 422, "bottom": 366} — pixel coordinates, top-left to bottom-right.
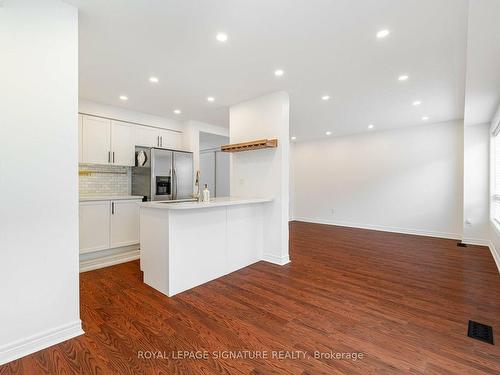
{"left": 221, "top": 138, "right": 278, "bottom": 153}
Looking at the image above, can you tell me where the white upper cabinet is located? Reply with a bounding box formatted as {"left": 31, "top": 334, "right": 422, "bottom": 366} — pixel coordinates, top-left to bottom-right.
{"left": 111, "top": 120, "right": 135, "bottom": 166}
{"left": 159, "top": 129, "right": 182, "bottom": 150}
{"left": 135, "top": 125, "right": 183, "bottom": 150}
{"left": 135, "top": 125, "right": 160, "bottom": 148}
{"left": 79, "top": 114, "right": 184, "bottom": 165}
{"left": 81, "top": 115, "right": 111, "bottom": 164}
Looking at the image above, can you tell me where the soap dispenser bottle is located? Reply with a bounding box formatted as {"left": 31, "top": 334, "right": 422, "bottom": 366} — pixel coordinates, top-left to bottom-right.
{"left": 203, "top": 184, "right": 210, "bottom": 202}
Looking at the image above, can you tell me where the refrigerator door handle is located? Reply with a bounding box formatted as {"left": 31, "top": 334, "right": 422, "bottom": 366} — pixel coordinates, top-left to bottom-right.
{"left": 172, "top": 168, "right": 177, "bottom": 199}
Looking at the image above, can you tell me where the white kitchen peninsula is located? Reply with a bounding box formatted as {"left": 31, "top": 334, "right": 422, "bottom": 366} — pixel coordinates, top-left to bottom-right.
{"left": 139, "top": 197, "right": 272, "bottom": 296}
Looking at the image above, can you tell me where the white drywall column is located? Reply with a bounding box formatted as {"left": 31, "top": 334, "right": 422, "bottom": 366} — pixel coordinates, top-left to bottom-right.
{"left": 229, "top": 92, "right": 290, "bottom": 264}
{"left": 463, "top": 124, "right": 490, "bottom": 244}
{"left": 0, "top": 0, "right": 82, "bottom": 364}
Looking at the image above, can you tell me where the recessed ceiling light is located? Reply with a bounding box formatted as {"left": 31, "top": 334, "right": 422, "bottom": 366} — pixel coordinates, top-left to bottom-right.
{"left": 422, "top": 116, "right": 429, "bottom": 121}
{"left": 173, "top": 109, "right": 181, "bottom": 115}
{"left": 412, "top": 100, "right": 422, "bottom": 106}
{"left": 376, "top": 29, "right": 390, "bottom": 39}
{"left": 291, "top": 136, "right": 297, "bottom": 141}
{"left": 119, "top": 95, "right": 128, "bottom": 101}
{"left": 321, "top": 95, "right": 330, "bottom": 101}
{"left": 325, "top": 131, "right": 332, "bottom": 136}
{"left": 368, "top": 124, "right": 374, "bottom": 129}
{"left": 207, "top": 96, "right": 215, "bottom": 102}
{"left": 398, "top": 74, "right": 409, "bottom": 81}
{"left": 274, "top": 69, "right": 285, "bottom": 77}
{"left": 149, "top": 76, "right": 159, "bottom": 83}
{"left": 216, "top": 32, "right": 228, "bottom": 42}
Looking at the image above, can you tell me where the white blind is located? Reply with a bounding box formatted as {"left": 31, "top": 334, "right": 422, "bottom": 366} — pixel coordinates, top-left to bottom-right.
{"left": 494, "top": 135, "right": 500, "bottom": 196}
{"left": 493, "top": 133, "right": 500, "bottom": 222}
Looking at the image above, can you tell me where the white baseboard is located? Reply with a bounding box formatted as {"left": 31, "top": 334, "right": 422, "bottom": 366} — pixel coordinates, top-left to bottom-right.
{"left": 262, "top": 253, "right": 290, "bottom": 266}
{"left": 80, "top": 248, "right": 140, "bottom": 273}
{"left": 0, "top": 320, "right": 84, "bottom": 366}
{"left": 488, "top": 241, "right": 500, "bottom": 274}
{"left": 292, "top": 217, "right": 462, "bottom": 240}
{"left": 462, "top": 238, "right": 491, "bottom": 247}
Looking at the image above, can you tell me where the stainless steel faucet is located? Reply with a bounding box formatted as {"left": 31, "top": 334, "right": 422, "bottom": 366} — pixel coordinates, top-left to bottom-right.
{"left": 193, "top": 170, "right": 201, "bottom": 202}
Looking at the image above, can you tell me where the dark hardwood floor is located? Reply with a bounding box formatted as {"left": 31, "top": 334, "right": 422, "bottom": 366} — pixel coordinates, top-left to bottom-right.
{"left": 1, "top": 222, "right": 500, "bottom": 374}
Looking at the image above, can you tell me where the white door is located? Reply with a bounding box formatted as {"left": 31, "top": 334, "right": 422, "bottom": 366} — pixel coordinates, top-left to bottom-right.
{"left": 81, "top": 115, "right": 111, "bottom": 164}
{"left": 79, "top": 201, "right": 111, "bottom": 253}
{"left": 111, "top": 120, "right": 135, "bottom": 166}
{"left": 135, "top": 125, "right": 160, "bottom": 148}
{"left": 159, "top": 129, "right": 182, "bottom": 150}
{"left": 110, "top": 200, "right": 140, "bottom": 248}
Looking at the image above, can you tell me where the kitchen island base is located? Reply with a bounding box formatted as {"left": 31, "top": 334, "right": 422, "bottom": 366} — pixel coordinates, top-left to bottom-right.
{"left": 140, "top": 198, "right": 271, "bottom": 296}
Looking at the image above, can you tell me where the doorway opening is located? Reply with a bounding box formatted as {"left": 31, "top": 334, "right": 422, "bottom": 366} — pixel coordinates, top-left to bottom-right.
{"left": 199, "top": 132, "right": 230, "bottom": 197}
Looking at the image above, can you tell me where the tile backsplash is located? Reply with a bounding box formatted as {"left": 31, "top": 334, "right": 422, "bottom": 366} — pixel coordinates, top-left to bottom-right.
{"left": 79, "top": 164, "right": 131, "bottom": 196}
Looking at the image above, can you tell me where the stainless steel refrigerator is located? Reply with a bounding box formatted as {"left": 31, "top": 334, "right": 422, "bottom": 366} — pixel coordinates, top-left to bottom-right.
{"left": 132, "top": 146, "right": 194, "bottom": 201}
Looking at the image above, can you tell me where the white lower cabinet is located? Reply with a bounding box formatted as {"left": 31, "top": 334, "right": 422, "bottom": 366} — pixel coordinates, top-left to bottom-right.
{"left": 79, "top": 201, "right": 111, "bottom": 253}
{"left": 110, "top": 200, "right": 140, "bottom": 248}
{"left": 79, "top": 199, "right": 141, "bottom": 253}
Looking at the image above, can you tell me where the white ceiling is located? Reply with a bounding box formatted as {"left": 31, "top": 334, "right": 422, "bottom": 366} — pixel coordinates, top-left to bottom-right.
{"left": 464, "top": 0, "right": 500, "bottom": 126}
{"left": 66, "top": 0, "right": 468, "bottom": 140}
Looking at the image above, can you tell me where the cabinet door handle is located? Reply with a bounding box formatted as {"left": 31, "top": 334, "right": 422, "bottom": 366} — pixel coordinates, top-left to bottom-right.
{"left": 108, "top": 151, "right": 111, "bottom": 163}
{"left": 112, "top": 151, "right": 115, "bottom": 163}
{"left": 111, "top": 202, "right": 115, "bottom": 215}
{"left": 160, "top": 136, "right": 163, "bottom": 147}
{"left": 157, "top": 136, "right": 160, "bottom": 147}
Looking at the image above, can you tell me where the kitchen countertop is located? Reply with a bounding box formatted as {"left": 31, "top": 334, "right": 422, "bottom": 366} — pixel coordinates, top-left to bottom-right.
{"left": 140, "top": 197, "right": 272, "bottom": 210}
{"left": 79, "top": 195, "right": 144, "bottom": 202}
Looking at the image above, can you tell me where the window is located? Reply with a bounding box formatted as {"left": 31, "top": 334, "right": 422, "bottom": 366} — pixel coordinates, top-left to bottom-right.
{"left": 492, "top": 122, "right": 500, "bottom": 225}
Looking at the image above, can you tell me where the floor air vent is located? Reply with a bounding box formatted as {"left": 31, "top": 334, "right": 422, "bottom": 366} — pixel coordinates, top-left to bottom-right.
{"left": 457, "top": 242, "right": 467, "bottom": 247}
{"left": 468, "top": 320, "right": 494, "bottom": 345}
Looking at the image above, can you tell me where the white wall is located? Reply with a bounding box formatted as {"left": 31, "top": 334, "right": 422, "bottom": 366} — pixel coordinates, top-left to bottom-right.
{"left": 79, "top": 99, "right": 183, "bottom": 132}
{"left": 463, "top": 123, "right": 490, "bottom": 244}
{"left": 230, "top": 92, "right": 290, "bottom": 264}
{"left": 463, "top": 0, "right": 500, "bottom": 126}
{"left": 0, "top": 0, "right": 82, "bottom": 364}
{"left": 292, "top": 121, "right": 464, "bottom": 239}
